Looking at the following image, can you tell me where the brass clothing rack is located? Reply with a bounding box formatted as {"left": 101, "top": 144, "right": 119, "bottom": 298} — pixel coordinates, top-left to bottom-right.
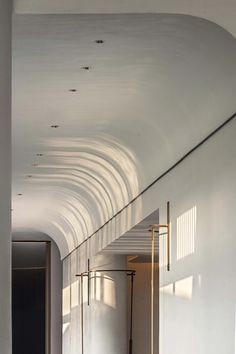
{"left": 75, "top": 201, "right": 170, "bottom": 354}
{"left": 76, "top": 268, "right": 136, "bottom": 354}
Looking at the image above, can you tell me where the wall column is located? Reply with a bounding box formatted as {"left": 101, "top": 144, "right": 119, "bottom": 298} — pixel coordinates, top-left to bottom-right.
{"left": 0, "top": 0, "right": 12, "bottom": 353}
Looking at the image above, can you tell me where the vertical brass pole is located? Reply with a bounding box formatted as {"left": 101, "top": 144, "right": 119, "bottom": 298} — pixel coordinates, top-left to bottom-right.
{"left": 151, "top": 226, "right": 155, "bottom": 354}
{"left": 87, "top": 259, "right": 90, "bottom": 306}
{"left": 81, "top": 275, "right": 84, "bottom": 354}
{"left": 129, "top": 272, "right": 134, "bottom": 354}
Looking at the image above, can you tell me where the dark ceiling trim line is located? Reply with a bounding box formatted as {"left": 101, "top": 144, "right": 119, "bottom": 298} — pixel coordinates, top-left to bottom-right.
{"left": 12, "top": 240, "right": 50, "bottom": 242}
{"left": 62, "top": 111, "right": 236, "bottom": 261}
{"left": 12, "top": 267, "right": 46, "bottom": 270}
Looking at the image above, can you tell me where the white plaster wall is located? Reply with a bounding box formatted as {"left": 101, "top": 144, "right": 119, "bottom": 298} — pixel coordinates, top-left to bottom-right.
{"left": 63, "top": 248, "right": 127, "bottom": 354}
{"left": 110, "top": 115, "right": 236, "bottom": 354}
{"left": 157, "top": 118, "right": 236, "bottom": 354}
{"left": 85, "top": 114, "right": 236, "bottom": 353}
{"left": 0, "top": 0, "right": 12, "bottom": 353}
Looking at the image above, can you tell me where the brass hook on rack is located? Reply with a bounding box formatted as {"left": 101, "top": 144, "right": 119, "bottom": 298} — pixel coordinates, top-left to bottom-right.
{"left": 150, "top": 201, "right": 170, "bottom": 272}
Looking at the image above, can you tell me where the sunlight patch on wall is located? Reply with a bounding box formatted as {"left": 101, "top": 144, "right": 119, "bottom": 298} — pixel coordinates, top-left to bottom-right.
{"left": 63, "top": 286, "right": 71, "bottom": 316}
{"left": 103, "top": 276, "right": 116, "bottom": 308}
{"left": 160, "top": 276, "right": 193, "bottom": 300}
{"left": 90, "top": 273, "right": 116, "bottom": 308}
{"left": 63, "top": 322, "right": 70, "bottom": 335}
{"left": 91, "top": 272, "right": 101, "bottom": 302}
{"left": 81, "top": 278, "right": 88, "bottom": 305}
{"left": 160, "top": 283, "right": 174, "bottom": 295}
{"left": 198, "top": 274, "right": 202, "bottom": 288}
{"left": 71, "top": 280, "right": 79, "bottom": 309}
{"left": 177, "top": 206, "right": 197, "bottom": 260}
{"left": 175, "top": 276, "right": 193, "bottom": 300}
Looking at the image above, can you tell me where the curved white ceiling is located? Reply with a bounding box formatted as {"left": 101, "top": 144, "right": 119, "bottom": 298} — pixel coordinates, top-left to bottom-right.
{"left": 13, "top": 0, "right": 236, "bottom": 41}
{"left": 12, "top": 14, "right": 236, "bottom": 258}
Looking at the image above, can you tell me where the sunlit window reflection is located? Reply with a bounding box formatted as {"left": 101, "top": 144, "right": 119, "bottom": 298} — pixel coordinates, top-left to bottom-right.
{"left": 177, "top": 206, "right": 197, "bottom": 260}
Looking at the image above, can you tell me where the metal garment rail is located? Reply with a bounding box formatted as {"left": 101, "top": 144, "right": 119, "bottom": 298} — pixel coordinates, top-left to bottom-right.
{"left": 76, "top": 202, "right": 169, "bottom": 354}
{"left": 76, "top": 268, "right": 136, "bottom": 354}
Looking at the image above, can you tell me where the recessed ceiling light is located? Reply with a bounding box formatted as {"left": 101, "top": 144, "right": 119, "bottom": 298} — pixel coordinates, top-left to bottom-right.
{"left": 51, "top": 125, "right": 59, "bottom": 128}
{"left": 68, "top": 89, "right": 77, "bottom": 92}
{"left": 36, "top": 153, "right": 43, "bottom": 157}
{"left": 81, "top": 66, "right": 91, "bottom": 70}
{"left": 95, "top": 40, "right": 104, "bottom": 44}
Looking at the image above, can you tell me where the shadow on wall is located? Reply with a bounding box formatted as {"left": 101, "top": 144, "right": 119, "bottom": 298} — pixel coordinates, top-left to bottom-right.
{"left": 160, "top": 205, "right": 197, "bottom": 300}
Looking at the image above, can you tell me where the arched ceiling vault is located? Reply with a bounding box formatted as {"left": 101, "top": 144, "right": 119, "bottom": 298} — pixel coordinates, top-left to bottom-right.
{"left": 12, "top": 14, "right": 236, "bottom": 258}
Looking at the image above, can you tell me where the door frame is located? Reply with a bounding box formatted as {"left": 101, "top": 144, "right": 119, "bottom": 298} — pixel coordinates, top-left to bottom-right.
{"left": 12, "top": 240, "right": 51, "bottom": 354}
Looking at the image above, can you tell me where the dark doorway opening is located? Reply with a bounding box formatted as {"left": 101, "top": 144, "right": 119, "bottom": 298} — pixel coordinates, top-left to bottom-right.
{"left": 12, "top": 241, "right": 51, "bottom": 354}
